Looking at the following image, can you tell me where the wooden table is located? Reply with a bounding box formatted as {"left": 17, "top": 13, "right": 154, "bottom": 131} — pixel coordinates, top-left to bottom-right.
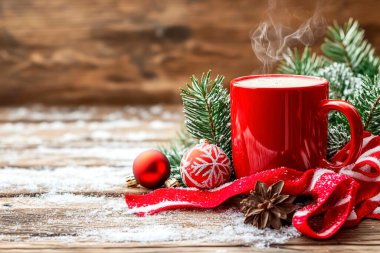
{"left": 0, "top": 106, "right": 378, "bottom": 253}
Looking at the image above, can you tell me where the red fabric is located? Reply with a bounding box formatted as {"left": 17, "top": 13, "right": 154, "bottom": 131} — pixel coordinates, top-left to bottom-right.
{"left": 125, "top": 132, "right": 380, "bottom": 239}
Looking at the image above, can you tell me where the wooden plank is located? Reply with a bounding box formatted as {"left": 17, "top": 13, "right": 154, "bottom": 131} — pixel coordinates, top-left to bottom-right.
{"left": 0, "top": 244, "right": 320, "bottom": 253}
{"left": 0, "top": 106, "right": 182, "bottom": 122}
{"left": 0, "top": 165, "right": 151, "bottom": 196}
{"left": 0, "top": 106, "right": 181, "bottom": 195}
{"left": 0, "top": 196, "right": 379, "bottom": 250}
{"left": 0, "top": 196, "right": 299, "bottom": 247}
{"left": 0, "top": 244, "right": 379, "bottom": 253}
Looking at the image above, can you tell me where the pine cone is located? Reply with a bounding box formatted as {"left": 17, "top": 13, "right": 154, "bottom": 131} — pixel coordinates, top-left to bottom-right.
{"left": 240, "top": 180, "right": 297, "bottom": 229}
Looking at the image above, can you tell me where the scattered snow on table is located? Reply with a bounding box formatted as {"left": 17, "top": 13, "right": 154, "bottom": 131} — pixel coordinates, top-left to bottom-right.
{"left": 5, "top": 105, "right": 181, "bottom": 122}
{"left": 0, "top": 106, "right": 300, "bottom": 247}
{"left": 77, "top": 208, "right": 300, "bottom": 248}
{"left": 1, "top": 194, "right": 299, "bottom": 247}
{"left": 0, "top": 105, "right": 181, "bottom": 192}
{"left": 0, "top": 166, "right": 132, "bottom": 192}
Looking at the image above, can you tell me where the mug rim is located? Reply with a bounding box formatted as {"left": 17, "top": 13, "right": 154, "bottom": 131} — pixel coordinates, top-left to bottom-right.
{"left": 230, "top": 74, "right": 329, "bottom": 90}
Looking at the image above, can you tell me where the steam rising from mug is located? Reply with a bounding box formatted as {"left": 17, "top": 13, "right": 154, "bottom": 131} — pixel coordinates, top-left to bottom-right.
{"left": 250, "top": 0, "right": 326, "bottom": 72}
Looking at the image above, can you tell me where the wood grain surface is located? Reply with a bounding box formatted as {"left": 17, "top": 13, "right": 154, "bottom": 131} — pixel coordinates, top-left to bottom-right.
{"left": 0, "top": 105, "right": 379, "bottom": 252}
{"left": 1, "top": 0, "right": 380, "bottom": 105}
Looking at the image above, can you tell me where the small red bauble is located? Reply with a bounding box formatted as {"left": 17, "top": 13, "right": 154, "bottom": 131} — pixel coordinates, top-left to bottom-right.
{"left": 180, "top": 140, "right": 231, "bottom": 189}
{"left": 133, "top": 149, "right": 171, "bottom": 189}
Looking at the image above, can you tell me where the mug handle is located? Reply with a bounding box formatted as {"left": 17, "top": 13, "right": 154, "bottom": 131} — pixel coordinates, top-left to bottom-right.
{"left": 318, "top": 99, "right": 363, "bottom": 169}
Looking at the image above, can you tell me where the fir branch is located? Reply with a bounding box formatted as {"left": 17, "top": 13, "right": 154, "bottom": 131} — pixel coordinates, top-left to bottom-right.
{"left": 327, "top": 74, "right": 380, "bottom": 156}
{"left": 322, "top": 18, "right": 380, "bottom": 77}
{"left": 327, "top": 120, "right": 350, "bottom": 158}
{"left": 365, "top": 96, "right": 380, "bottom": 130}
{"left": 278, "top": 47, "right": 327, "bottom": 75}
{"left": 316, "top": 63, "right": 362, "bottom": 100}
{"left": 351, "top": 75, "right": 380, "bottom": 135}
{"left": 327, "top": 112, "right": 350, "bottom": 157}
{"left": 180, "top": 71, "right": 232, "bottom": 161}
{"left": 159, "top": 130, "right": 196, "bottom": 184}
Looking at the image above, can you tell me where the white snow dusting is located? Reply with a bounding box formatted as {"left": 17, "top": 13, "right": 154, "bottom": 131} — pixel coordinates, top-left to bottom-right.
{"left": 79, "top": 207, "right": 300, "bottom": 247}
{"left": 0, "top": 106, "right": 300, "bottom": 247}
{"left": 0, "top": 166, "right": 130, "bottom": 193}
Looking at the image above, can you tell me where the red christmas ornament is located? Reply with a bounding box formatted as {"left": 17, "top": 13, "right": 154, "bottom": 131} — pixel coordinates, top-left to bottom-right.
{"left": 133, "top": 149, "right": 170, "bottom": 189}
{"left": 180, "top": 140, "right": 231, "bottom": 189}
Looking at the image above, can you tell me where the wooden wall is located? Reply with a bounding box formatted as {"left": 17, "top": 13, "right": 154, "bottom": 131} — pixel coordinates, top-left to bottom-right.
{"left": 0, "top": 0, "right": 380, "bottom": 105}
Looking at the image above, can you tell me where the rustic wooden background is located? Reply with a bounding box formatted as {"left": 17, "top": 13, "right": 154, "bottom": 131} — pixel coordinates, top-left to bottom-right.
{"left": 0, "top": 0, "right": 380, "bottom": 105}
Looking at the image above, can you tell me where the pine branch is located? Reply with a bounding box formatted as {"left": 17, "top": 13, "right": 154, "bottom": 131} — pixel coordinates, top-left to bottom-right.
{"left": 181, "top": 71, "right": 232, "bottom": 161}
{"left": 364, "top": 96, "right": 380, "bottom": 130}
{"left": 159, "top": 130, "right": 196, "bottom": 184}
{"left": 278, "top": 47, "right": 327, "bottom": 75}
{"left": 327, "top": 120, "right": 350, "bottom": 158}
{"left": 316, "top": 63, "right": 362, "bottom": 100}
{"left": 159, "top": 71, "right": 233, "bottom": 185}
{"left": 327, "top": 74, "right": 380, "bottom": 156}
{"left": 351, "top": 75, "right": 380, "bottom": 135}
{"left": 322, "top": 18, "right": 380, "bottom": 77}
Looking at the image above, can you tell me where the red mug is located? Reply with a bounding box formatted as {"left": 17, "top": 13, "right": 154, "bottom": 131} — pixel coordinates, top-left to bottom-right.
{"left": 230, "top": 74, "right": 363, "bottom": 178}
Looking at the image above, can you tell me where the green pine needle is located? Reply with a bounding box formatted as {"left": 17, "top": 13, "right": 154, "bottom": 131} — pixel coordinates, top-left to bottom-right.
{"left": 352, "top": 75, "right": 380, "bottom": 135}
{"left": 158, "top": 71, "right": 233, "bottom": 185}
{"left": 327, "top": 74, "right": 380, "bottom": 156}
{"left": 278, "top": 47, "right": 327, "bottom": 75}
{"left": 316, "top": 63, "right": 362, "bottom": 100}
{"left": 322, "top": 18, "right": 380, "bottom": 77}
{"left": 159, "top": 130, "right": 196, "bottom": 185}
{"left": 327, "top": 121, "right": 350, "bottom": 158}
{"left": 181, "top": 71, "right": 232, "bottom": 161}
